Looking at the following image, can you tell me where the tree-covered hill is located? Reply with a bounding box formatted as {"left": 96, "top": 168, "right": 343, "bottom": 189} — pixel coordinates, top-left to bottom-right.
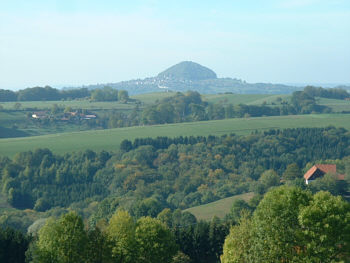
{"left": 1, "top": 127, "right": 349, "bottom": 217}
{"left": 1, "top": 128, "right": 350, "bottom": 262}
{"left": 157, "top": 61, "right": 217, "bottom": 81}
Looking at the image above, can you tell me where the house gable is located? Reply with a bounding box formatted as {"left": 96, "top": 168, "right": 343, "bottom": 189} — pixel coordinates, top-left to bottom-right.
{"left": 304, "top": 164, "right": 345, "bottom": 184}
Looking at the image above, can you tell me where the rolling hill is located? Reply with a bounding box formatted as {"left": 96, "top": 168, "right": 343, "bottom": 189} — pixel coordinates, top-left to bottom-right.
{"left": 2, "top": 113, "right": 350, "bottom": 157}
{"left": 73, "top": 61, "right": 301, "bottom": 95}
{"left": 184, "top": 192, "right": 254, "bottom": 221}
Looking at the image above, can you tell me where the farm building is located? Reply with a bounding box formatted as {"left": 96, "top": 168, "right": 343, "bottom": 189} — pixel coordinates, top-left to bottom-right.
{"left": 32, "top": 111, "right": 48, "bottom": 119}
{"left": 304, "top": 164, "right": 346, "bottom": 184}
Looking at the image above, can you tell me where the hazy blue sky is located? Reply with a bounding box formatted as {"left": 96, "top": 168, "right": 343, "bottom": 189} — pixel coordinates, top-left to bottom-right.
{"left": 1, "top": 0, "right": 349, "bottom": 89}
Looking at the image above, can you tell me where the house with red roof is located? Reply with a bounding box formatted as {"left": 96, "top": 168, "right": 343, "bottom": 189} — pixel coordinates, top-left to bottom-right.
{"left": 304, "top": 164, "right": 346, "bottom": 184}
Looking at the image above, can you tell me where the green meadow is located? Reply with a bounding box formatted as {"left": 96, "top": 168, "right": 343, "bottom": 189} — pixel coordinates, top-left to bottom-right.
{"left": 1, "top": 113, "right": 350, "bottom": 157}
{"left": 131, "top": 92, "right": 176, "bottom": 104}
{"left": 184, "top": 192, "right": 254, "bottom": 221}
{"left": 202, "top": 93, "right": 286, "bottom": 105}
{"left": 133, "top": 92, "right": 288, "bottom": 105}
{"left": 317, "top": 97, "right": 350, "bottom": 112}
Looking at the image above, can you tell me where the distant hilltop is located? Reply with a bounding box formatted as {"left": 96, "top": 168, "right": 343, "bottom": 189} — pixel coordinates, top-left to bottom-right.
{"left": 157, "top": 61, "right": 217, "bottom": 81}
{"left": 70, "top": 61, "right": 303, "bottom": 95}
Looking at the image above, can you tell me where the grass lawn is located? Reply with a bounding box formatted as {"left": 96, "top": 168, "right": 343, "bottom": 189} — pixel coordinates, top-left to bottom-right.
{"left": 1, "top": 113, "right": 350, "bottom": 157}
{"left": 184, "top": 192, "right": 255, "bottom": 221}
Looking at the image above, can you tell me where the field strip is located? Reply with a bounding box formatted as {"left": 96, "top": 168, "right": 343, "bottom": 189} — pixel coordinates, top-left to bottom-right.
{"left": 1, "top": 114, "right": 350, "bottom": 157}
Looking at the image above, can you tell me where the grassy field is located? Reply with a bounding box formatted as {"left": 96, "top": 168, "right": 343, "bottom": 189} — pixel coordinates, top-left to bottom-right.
{"left": 184, "top": 192, "right": 254, "bottom": 221}
{"left": 317, "top": 98, "right": 350, "bottom": 112}
{"left": 203, "top": 94, "right": 282, "bottom": 105}
{"left": 131, "top": 92, "right": 175, "bottom": 104}
{"left": 132, "top": 92, "right": 288, "bottom": 105}
{"left": 1, "top": 113, "right": 350, "bottom": 157}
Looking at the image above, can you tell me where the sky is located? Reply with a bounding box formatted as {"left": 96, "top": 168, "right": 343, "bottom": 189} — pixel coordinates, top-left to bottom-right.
{"left": 0, "top": 0, "right": 349, "bottom": 90}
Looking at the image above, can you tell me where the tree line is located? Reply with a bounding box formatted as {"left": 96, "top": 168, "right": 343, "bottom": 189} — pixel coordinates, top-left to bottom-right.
{"left": 1, "top": 185, "right": 349, "bottom": 262}
{"left": 0, "top": 86, "right": 129, "bottom": 102}
{"left": 102, "top": 87, "right": 349, "bottom": 129}
{"left": 1, "top": 127, "right": 350, "bottom": 233}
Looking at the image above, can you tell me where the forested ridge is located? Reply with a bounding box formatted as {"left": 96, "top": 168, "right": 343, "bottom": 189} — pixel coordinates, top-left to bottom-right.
{"left": 1, "top": 127, "right": 350, "bottom": 221}
{"left": 1, "top": 127, "right": 350, "bottom": 262}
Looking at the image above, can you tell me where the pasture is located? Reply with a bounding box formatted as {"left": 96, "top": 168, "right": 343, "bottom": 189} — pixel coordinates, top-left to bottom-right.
{"left": 202, "top": 93, "right": 288, "bottom": 105}
{"left": 131, "top": 92, "right": 175, "bottom": 104}
{"left": 184, "top": 192, "right": 254, "bottom": 221}
{"left": 317, "top": 97, "right": 350, "bottom": 112}
{"left": 1, "top": 113, "right": 350, "bottom": 157}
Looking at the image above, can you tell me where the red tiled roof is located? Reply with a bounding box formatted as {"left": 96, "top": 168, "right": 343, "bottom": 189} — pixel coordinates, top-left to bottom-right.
{"left": 315, "top": 164, "right": 337, "bottom": 174}
{"left": 304, "top": 164, "right": 337, "bottom": 180}
{"left": 337, "top": 174, "right": 346, "bottom": 181}
{"left": 304, "top": 166, "right": 318, "bottom": 180}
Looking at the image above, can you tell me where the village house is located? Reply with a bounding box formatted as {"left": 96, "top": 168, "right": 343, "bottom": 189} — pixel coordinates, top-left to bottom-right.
{"left": 32, "top": 111, "right": 48, "bottom": 119}
{"left": 83, "top": 114, "right": 97, "bottom": 120}
{"left": 304, "top": 164, "right": 346, "bottom": 184}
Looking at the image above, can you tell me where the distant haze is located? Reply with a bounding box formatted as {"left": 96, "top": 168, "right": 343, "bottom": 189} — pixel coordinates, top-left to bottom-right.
{"left": 1, "top": 0, "right": 349, "bottom": 90}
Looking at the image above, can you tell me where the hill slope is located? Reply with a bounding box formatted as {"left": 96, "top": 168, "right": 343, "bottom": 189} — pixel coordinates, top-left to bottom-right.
{"left": 157, "top": 61, "right": 217, "bottom": 80}
{"left": 2, "top": 114, "right": 350, "bottom": 157}
{"left": 74, "top": 61, "right": 300, "bottom": 95}
{"left": 184, "top": 192, "right": 254, "bottom": 221}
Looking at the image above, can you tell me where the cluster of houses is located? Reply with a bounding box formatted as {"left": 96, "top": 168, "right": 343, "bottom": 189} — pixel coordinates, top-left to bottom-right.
{"left": 32, "top": 111, "right": 97, "bottom": 121}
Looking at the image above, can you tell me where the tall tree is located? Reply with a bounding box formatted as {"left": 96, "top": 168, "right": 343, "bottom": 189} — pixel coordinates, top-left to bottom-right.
{"left": 135, "top": 217, "right": 178, "bottom": 263}
{"left": 30, "top": 212, "right": 88, "bottom": 263}
{"left": 299, "top": 191, "right": 350, "bottom": 261}
{"left": 106, "top": 210, "right": 136, "bottom": 263}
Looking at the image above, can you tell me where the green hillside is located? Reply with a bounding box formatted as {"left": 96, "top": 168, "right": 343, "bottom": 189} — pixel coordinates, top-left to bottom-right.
{"left": 1, "top": 113, "right": 350, "bottom": 157}
{"left": 184, "top": 192, "right": 254, "bottom": 221}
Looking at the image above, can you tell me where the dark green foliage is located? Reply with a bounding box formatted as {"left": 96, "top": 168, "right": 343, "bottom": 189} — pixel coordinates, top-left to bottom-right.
{"left": 1, "top": 127, "right": 350, "bottom": 212}
{"left": 0, "top": 89, "right": 17, "bottom": 101}
{"left": 0, "top": 227, "right": 31, "bottom": 263}
{"left": 17, "top": 86, "right": 61, "bottom": 101}
{"left": 222, "top": 186, "right": 350, "bottom": 262}
{"left": 173, "top": 217, "right": 229, "bottom": 263}
{"left": 131, "top": 198, "right": 164, "bottom": 218}
{"left": 141, "top": 91, "right": 207, "bottom": 125}
{"left": 0, "top": 86, "right": 127, "bottom": 102}
{"left": 1, "top": 149, "right": 110, "bottom": 210}
{"left": 303, "top": 85, "right": 349, "bottom": 99}
{"left": 226, "top": 199, "right": 251, "bottom": 223}
{"left": 120, "top": 139, "right": 133, "bottom": 152}
{"left": 309, "top": 173, "right": 348, "bottom": 196}
{"left": 282, "top": 163, "right": 302, "bottom": 181}
{"left": 86, "top": 227, "right": 111, "bottom": 263}
{"left": 91, "top": 86, "right": 120, "bottom": 101}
